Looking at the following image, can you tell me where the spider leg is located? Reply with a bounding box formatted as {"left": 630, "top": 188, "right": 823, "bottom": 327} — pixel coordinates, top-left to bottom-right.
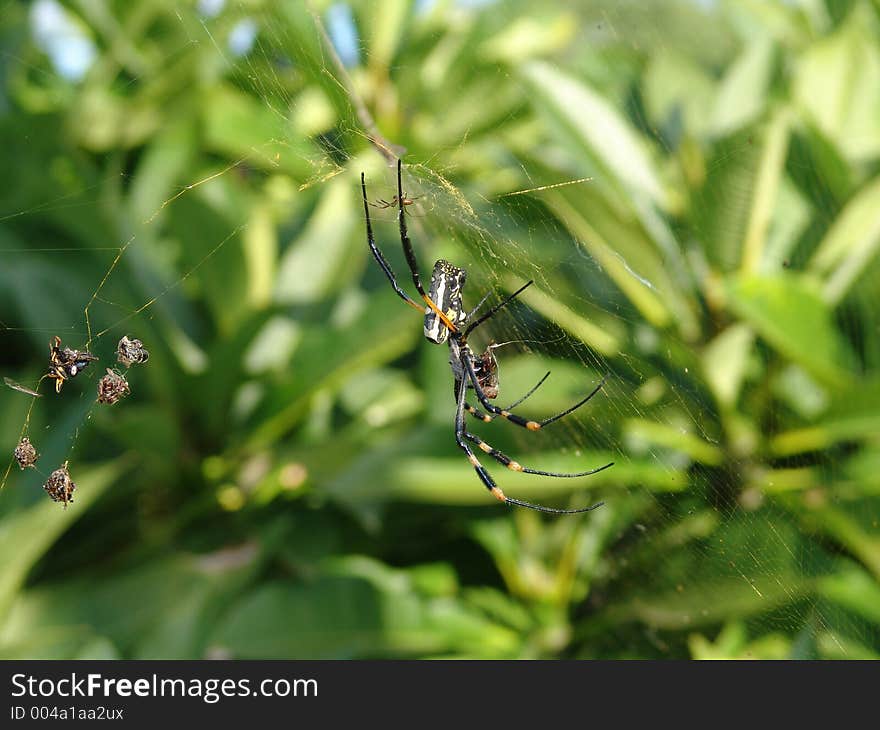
{"left": 396, "top": 159, "right": 428, "bottom": 299}
{"left": 465, "top": 290, "right": 493, "bottom": 322}
{"left": 463, "top": 432, "right": 612, "bottom": 479}
{"left": 463, "top": 349, "right": 606, "bottom": 431}
{"left": 454, "top": 377, "right": 604, "bottom": 515}
{"left": 361, "top": 172, "right": 423, "bottom": 314}
{"left": 465, "top": 403, "right": 492, "bottom": 423}
{"left": 462, "top": 280, "right": 533, "bottom": 339}
{"left": 394, "top": 160, "right": 458, "bottom": 332}
{"left": 465, "top": 370, "right": 551, "bottom": 424}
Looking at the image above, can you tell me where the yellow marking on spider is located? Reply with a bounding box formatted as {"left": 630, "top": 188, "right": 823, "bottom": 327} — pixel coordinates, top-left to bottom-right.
{"left": 507, "top": 461, "right": 523, "bottom": 472}
{"left": 526, "top": 421, "right": 541, "bottom": 431}
{"left": 468, "top": 453, "right": 480, "bottom": 467}
{"left": 491, "top": 487, "right": 506, "bottom": 502}
{"left": 466, "top": 405, "right": 492, "bottom": 422}
{"left": 478, "top": 442, "right": 492, "bottom": 453}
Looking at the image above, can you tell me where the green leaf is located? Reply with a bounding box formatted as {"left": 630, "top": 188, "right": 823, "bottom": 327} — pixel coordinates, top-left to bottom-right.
{"left": 1, "top": 549, "right": 260, "bottom": 659}
{"left": 246, "top": 296, "right": 419, "bottom": 448}
{"left": 711, "top": 37, "right": 775, "bottom": 137}
{"left": 541, "top": 193, "right": 673, "bottom": 329}
{"left": 0, "top": 461, "right": 123, "bottom": 620}
{"left": 795, "top": 504, "right": 880, "bottom": 581}
{"left": 643, "top": 49, "right": 715, "bottom": 136}
{"left": 726, "top": 273, "right": 849, "bottom": 387}
{"left": 363, "top": 0, "right": 410, "bottom": 71}
{"left": 808, "top": 176, "right": 880, "bottom": 305}
{"left": 202, "top": 84, "right": 316, "bottom": 179}
{"left": 502, "top": 277, "right": 620, "bottom": 355}
{"left": 702, "top": 323, "right": 755, "bottom": 408}
{"left": 211, "top": 560, "right": 520, "bottom": 658}
{"left": 481, "top": 13, "right": 577, "bottom": 63}
{"left": 624, "top": 418, "right": 725, "bottom": 466}
{"left": 128, "top": 116, "right": 198, "bottom": 224}
{"left": 770, "top": 378, "right": 880, "bottom": 456}
{"left": 793, "top": 3, "right": 880, "bottom": 162}
{"left": 599, "top": 574, "right": 813, "bottom": 630}
{"left": 275, "top": 177, "right": 358, "bottom": 303}
{"left": 521, "top": 61, "right": 668, "bottom": 209}
{"left": 740, "top": 108, "right": 792, "bottom": 274}
{"left": 818, "top": 562, "right": 880, "bottom": 626}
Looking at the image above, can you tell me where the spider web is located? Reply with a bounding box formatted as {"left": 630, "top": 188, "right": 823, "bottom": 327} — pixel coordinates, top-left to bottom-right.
{"left": 1, "top": 0, "right": 878, "bottom": 660}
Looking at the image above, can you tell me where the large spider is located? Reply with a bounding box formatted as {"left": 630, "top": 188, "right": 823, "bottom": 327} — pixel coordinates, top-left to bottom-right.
{"left": 361, "top": 160, "right": 613, "bottom": 514}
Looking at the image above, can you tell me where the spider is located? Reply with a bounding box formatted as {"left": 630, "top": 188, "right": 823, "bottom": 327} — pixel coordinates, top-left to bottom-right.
{"left": 360, "top": 160, "right": 613, "bottom": 514}
{"left": 47, "top": 336, "right": 99, "bottom": 393}
{"left": 369, "top": 193, "right": 422, "bottom": 209}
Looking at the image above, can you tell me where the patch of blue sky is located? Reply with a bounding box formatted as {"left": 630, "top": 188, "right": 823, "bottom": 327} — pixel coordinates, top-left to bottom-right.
{"left": 198, "top": 0, "right": 226, "bottom": 19}
{"left": 326, "top": 3, "right": 360, "bottom": 68}
{"left": 229, "top": 18, "right": 258, "bottom": 57}
{"left": 29, "top": 0, "right": 96, "bottom": 83}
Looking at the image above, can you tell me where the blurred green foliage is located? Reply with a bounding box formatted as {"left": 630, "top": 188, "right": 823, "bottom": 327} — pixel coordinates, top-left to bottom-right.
{"left": 1, "top": 0, "right": 880, "bottom": 659}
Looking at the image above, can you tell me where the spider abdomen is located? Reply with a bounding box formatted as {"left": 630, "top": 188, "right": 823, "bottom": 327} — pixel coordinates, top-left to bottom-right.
{"left": 449, "top": 342, "right": 500, "bottom": 399}
{"left": 424, "top": 260, "right": 466, "bottom": 344}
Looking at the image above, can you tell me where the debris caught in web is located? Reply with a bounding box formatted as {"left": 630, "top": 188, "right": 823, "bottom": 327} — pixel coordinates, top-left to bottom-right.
{"left": 116, "top": 336, "right": 149, "bottom": 368}
{"left": 4, "top": 377, "right": 42, "bottom": 398}
{"left": 97, "top": 368, "right": 130, "bottom": 405}
{"left": 48, "top": 336, "right": 99, "bottom": 394}
{"left": 43, "top": 461, "right": 76, "bottom": 507}
{"left": 13, "top": 437, "right": 38, "bottom": 470}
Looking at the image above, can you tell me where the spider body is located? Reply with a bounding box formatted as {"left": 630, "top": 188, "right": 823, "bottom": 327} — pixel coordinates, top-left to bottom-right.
{"left": 361, "top": 160, "right": 612, "bottom": 514}
{"left": 425, "top": 260, "right": 467, "bottom": 344}
{"left": 48, "top": 336, "right": 99, "bottom": 393}
{"left": 370, "top": 194, "right": 421, "bottom": 209}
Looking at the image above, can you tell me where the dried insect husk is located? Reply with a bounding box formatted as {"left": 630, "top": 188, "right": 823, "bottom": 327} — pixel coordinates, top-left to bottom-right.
{"left": 475, "top": 346, "right": 500, "bottom": 400}
{"left": 48, "top": 336, "right": 98, "bottom": 392}
{"left": 117, "top": 335, "right": 149, "bottom": 367}
{"left": 97, "top": 368, "right": 130, "bottom": 405}
{"left": 44, "top": 461, "right": 76, "bottom": 507}
{"left": 14, "top": 437, "right": 38, "bottom": 469}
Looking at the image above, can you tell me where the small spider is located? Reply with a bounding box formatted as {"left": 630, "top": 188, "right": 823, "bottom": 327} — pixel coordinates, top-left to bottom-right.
{"left": 97, "top": 368, "right": 130, "bottom": 404}
{"left": 116, "top": 335, "right": 149, "bottom": 367}
{"left": 48, "top": 336, "right": 98, "bottom": 393}
{"left": 43, "top": 460, "right": 76, "bottom": 507}
{"left": 13, "top": 436, "right": 38, "bottom": 470}
{"left": 361, "top": 161, "right": 612, "bottom": 514}
{"left": 369, "top": 193, "right": 422, "bottom": 209}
